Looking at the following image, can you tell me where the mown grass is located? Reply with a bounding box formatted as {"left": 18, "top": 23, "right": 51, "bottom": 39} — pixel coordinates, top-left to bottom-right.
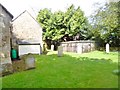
{"left": 2, "top": 51, "right": 118, "bottom": 88}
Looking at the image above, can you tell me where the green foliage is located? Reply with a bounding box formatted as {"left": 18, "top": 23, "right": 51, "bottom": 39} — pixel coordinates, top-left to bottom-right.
{"left": 37, "top": 5, "right": 89, "bottom": 43}
{"left": 37, "top": 8, "right": 53, "bottom": 40}
{"left": 90, "top": 2, "right": 120, "bottom": 46}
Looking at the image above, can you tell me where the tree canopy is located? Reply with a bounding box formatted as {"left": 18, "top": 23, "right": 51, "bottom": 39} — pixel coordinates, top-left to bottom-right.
{"left": 37, "top": 2, "right": 119, "bottom": 48}
{"left": 90, "top": 2, "right": 120, "bottom": 47}
{"left": 37, "top": 4, "right": 89, "bottom": 44}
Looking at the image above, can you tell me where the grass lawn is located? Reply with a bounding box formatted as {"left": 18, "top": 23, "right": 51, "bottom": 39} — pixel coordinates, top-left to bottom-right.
{"left": 2, "top": 51, "right": 118, "bottom": 88}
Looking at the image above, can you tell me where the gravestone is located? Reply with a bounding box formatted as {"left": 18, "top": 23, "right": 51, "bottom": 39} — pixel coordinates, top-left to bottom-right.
{"left": 58, "top": 46, "right": 63, "bottom": 57}
{"left": 106, "top": 43, "right": 110, "bottom": 53}
{"left": 51, "top": 45, "right": 54, "bottom": 51}
{"left": 20, "top": 54, "right": 35, "bottom": 70}
{"left": 25, "top": 55, "right": 35, "bottom": 70}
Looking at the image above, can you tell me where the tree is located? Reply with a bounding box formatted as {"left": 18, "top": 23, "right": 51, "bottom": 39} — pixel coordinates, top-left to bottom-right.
{"left": 90, "top": 2, "right": 120, "bottom": 47}
{"left": 37, "top": 5, "right": 89, "bottom": 49}
{"left": 37, "top": 8, "right": 53, "bottom": 40}
{"left": 62, "top": 5, "right": 89, "bottom": 40}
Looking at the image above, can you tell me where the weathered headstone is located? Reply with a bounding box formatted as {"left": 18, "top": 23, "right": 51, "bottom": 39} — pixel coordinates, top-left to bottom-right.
{"left": 20, "top": 54, "right": 35, "bottom": 70}
{"left": 25, "top": 55, "right": 35, "bottom": 70}
{"left": 51, "top": 44, "right": 54, "bottom": 51}
{"left": 106, "top": 43, "right": 110, "bottom": 53}
{"left": 58, "top": 46, "right": 63, "bottom": 57}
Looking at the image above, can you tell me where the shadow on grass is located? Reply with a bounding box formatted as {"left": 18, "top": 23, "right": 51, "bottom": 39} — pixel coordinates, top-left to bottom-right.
{"left": 46, "top": 53, "right": 117, "bottom": 64}
{"left": 42, "top": 50, "right": 50, "bottom": 55}
{"left": 2, "top": 53, "right": 119, "bottom": 88}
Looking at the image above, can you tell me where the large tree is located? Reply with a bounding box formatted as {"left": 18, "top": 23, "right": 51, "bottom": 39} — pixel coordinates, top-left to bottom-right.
{"left": 37, "top": 5, "right": 90, "bottom": 49}
{"left": 90, "top": 2, "right": 120, "bottom": 47}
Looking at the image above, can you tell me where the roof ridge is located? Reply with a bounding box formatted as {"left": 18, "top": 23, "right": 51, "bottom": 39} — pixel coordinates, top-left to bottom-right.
{"left": 12, "top": 10, "right": 27, "bottom": 21}
{"left": 12, "top": 10, "right": 42, "bottom": 28}
{"left": 0, "top": 3, "right": 14, "bottom": 18}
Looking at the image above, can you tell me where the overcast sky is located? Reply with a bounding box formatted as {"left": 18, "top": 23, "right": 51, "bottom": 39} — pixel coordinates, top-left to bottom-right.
{"left": 1, "top": 0, "right": 106, "bottom": 18}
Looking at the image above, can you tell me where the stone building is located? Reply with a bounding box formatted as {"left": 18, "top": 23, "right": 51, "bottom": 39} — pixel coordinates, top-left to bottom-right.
{"left": 12, "top": 10, "right": 43, "bottom": 56}
{"left": 0, "top": 4, "right": 13, "bottom": 75}
{"left": 0, "top": 5, "right": 43, "bottom": 76}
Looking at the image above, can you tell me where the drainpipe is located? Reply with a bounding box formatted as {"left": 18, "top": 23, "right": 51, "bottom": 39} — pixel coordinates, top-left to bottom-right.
{"left": 9, "top": 21, "right": 13, "bottom": 59}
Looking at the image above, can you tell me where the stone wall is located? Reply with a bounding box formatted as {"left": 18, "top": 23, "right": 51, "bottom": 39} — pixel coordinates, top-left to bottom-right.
{"left": 61, "top": 40, "right": 96, "bottom": 54}
{"left": 12, "top": 11, "right": 43, "bottom": 47}
{"left": 0, "top": 5, "right": 13, "bottom": 76}
{"left": 12, "top": 11, "right": 43, "bottom": 55}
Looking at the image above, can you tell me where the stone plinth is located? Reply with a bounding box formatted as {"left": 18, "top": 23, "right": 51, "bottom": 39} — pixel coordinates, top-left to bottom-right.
{"left": 0, "top": 63, "right": 13, "bottom": 76}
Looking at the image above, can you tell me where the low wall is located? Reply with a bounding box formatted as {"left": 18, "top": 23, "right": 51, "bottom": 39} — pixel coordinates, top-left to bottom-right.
{"left": 61, "top": 40, "right": 96, "bottom": 53}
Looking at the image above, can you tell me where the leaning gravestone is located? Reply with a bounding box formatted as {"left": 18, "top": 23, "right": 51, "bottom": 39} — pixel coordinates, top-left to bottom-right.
{"left": 25, "top": 55, "right": 35, "bottom": 70}
{"left": 20, "top": 54, "right": 35, "bottom": 70}
{"left": 58, "top": 46, "right": 63, "bottom": 57}
{"left": 106, "top": 43, "right": 110, "bottom": 53}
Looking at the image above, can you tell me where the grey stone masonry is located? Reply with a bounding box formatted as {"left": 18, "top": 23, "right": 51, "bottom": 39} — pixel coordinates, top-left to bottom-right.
{"left": 61, "top": 40, "right": 96, "bottom": 53}
{"left": 12, "top": 10, "right": 43, "bottom": 55}
{"left": 0, "top": 4, "right": 13, "bottom": 76}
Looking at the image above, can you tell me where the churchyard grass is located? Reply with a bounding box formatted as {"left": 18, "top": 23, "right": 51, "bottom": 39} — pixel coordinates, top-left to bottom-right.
{"left": 2, "top": 51, "right": 118, "bottom": 88}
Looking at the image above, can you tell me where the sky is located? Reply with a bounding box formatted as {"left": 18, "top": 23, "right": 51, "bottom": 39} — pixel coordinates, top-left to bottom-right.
{"left": 1, "top": 0, "right": 107, "bottom": 18}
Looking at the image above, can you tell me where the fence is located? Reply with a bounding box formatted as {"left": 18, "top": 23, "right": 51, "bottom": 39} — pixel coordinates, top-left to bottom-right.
{"left": 61, "top": 40, "right": 96, "bottom": 53}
